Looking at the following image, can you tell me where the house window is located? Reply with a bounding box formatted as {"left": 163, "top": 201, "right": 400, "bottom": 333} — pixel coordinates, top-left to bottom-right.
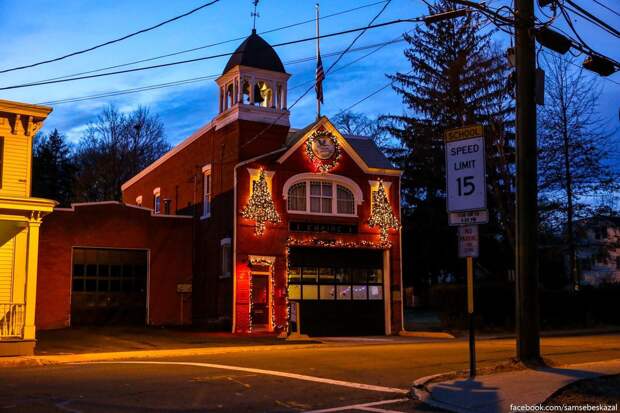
{"left": 153, "top": 188, "right": 161, "bottom": 214}
{"left": 203, "top": 164, "right": 212, "bottom": 218}
{"left": 285, "top": 179, "right": 358, "bottom": 216}
{"left": 0, "top": 136, "right": 4, "bottom": 189}
{"left": 221, "top": 238, "right": 231, "bottom": 278}
{"left": 288, "top": 265, "right": 383, "bottom": 301}
{"left": 336, "top": 185, "right": 354, "bottom": 214}
{"left": 287, "top": 182, "right": 306, "bottom": 211}
{"left": 310, "top": 181, "right": 332, "bottom": 213}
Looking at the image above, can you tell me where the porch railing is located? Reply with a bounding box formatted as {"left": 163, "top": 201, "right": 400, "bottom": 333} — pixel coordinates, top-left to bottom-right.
{"left": 0, "top": 303, "right": 25, "bottom": 339}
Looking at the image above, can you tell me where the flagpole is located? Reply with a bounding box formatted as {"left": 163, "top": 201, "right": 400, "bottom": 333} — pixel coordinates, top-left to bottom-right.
{"left": 315, "top": 2, "right": 321, "bottom": 119}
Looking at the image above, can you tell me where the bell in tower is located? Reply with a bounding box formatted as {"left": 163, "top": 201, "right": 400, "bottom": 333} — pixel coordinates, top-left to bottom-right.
{"left": 215, "top": 29, "right": 291, "bottom": 129}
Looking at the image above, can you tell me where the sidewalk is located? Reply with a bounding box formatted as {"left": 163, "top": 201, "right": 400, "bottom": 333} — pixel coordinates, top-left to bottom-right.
{"left": 413, "top": 359, "right": 620, "bottom": 413}
{"left": 0, "top": 326, "right": 322, "bottom": 368}
{"left": 1, "top": 326, "right": 452, "bottom": 368}
{"left": 34, "top": 326, "right": 313, "bottom": 355}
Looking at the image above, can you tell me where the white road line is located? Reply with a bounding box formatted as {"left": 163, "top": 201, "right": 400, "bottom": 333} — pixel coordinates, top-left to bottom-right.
{"left": 304, "top": 398, "right": 409, "bottom": 413}
{"left": 78, "top": 361, "right": 409, "bottom": 395}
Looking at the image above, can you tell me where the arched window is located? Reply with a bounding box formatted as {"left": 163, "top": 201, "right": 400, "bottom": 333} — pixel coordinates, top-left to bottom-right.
{"left": 283, "top": 176, "right": 361, "bottom": 216}
{"left": 256, "top": 80, "right": 273, "bottom": 107}
{"left": 336, "top": 185, "right": 354, "bottom": 214}
{"left": 288, "top": 182, "right": 306, "bottom": 211}
{"left": 242, "top": 80, "right": 251, "bottom": 104}
{"left": 226, "top": 84, "right": 234, "bottom": 108}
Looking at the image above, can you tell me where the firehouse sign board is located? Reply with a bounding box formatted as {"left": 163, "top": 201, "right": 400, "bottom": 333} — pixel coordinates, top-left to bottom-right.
{"left": 458, "top": 225, "right": 479, "bottom": 258}
{"left": 445, "top": 125, "right": 487, "bottom": 213}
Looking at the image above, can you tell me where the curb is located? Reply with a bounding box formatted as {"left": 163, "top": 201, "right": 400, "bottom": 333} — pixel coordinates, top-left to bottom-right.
{"left": 411, "top": 371, "right": 470, "bottom": 413}
{"left": 410, "top": 358, "right": 620, "bottom": 413}
{"left": 476, "top": 327, "right": 620, "bottom": 341}
{"left": 399, "top": 331, "right": 455, "bottom": 339}
{"left": 0, "top": 342, "right": 324, "bottom": 369}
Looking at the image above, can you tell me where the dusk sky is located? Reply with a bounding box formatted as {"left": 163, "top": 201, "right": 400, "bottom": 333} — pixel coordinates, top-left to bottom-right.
{"left": 0, "top": 0, "right": 618, "bottom": 147}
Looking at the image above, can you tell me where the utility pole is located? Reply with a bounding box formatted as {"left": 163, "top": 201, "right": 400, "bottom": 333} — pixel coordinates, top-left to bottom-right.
{"left": 515, "top": 0, "right": 541, "bottom": 362}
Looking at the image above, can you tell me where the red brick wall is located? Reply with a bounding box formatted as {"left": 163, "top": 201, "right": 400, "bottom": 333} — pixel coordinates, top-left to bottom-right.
{"left": 37, "top": 202, "right": 193, "bottom": 330}
{"left": 234, "top": 134, "right": 403, "bottom": 333}
{"left": 120, "top": 118, "right": 288, "bottom": 328}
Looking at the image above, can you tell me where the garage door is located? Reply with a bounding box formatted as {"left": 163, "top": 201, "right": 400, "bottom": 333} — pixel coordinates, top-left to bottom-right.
{"left": 71, "top": 248, "right": 148, "bottom": 325}
{"left": 288, "top": 248, "right": 385, "bottom": 336}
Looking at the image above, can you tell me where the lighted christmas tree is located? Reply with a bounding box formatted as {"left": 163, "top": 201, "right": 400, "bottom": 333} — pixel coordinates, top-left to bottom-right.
{"left": 241, "top": 170, "right": 280, "bottom": 236}
{"left": 368, "top": 180, "right": 400, "bottom": 243}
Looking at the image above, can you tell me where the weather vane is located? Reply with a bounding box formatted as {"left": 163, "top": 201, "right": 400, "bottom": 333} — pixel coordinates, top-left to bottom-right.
{"left": 251, "top": 0, "right": 260, "bottom": 31}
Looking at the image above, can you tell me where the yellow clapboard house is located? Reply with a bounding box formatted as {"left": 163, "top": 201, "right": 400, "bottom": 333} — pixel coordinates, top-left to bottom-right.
{"left": 0, "top": 99, "right": 55, "bottom": 356}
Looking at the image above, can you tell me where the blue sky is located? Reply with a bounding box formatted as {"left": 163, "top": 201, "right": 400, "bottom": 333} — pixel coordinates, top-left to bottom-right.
{"left": 0, "top": 0, "right": 618, "bottom": 148}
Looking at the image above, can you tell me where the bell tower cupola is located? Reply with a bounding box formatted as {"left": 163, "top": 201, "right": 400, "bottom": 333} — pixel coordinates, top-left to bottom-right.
{"left": 215, "top": 30, "right": 291, "bottom": 129}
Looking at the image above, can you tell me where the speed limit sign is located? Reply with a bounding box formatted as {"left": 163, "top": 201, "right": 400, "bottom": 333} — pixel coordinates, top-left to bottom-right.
{"left": 445, "top": 125, "right": 487, "bottom": 213}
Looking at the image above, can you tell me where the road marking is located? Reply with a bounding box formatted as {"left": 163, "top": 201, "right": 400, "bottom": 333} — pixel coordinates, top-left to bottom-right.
{"left": 304, "top": 398, "right": 409, "bottom": 412}
{"left": 79, "top": 361, "right": 409, "bottom": 394}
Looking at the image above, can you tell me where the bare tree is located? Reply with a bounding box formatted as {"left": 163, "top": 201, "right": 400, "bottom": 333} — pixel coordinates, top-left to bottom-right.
{"left": 73, "top": 105, "right": 170, "bottom": 201}
{"left": 332, "top": 111, "right": 391, "bottom": 150}
{"left": 538, "top": 54, "right": 618, "bottom": 288}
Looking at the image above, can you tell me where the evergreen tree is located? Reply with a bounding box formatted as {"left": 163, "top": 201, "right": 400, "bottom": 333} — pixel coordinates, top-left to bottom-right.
{"left": 382, "top": 0, "right": 515, "bottom": 286}
{"left": 32, "top": 129, "right": 76, "bottom": 207}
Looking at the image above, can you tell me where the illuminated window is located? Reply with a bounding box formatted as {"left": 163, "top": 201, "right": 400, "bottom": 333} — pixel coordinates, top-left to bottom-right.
{"left": 202, "top": 164, "right": 212, "bottom": 218}
{"left": 284, "top": 176, "right": 359, "bottom": 216}
{"left": 288, "top": 265, "right": 383, "bottom": 301}
{"left": 310, "top": 181, "right": 332, "bottom": 213}
{"left": 256, "top": 80, "right": 273, "bottom": 107}
{"left": 153, "top": 188, "right": 161, "bottom": 214}
{"left": 337, "top": 185, "right": 354, "bottom": 214}
{"left": 287, "top": 182, "right": 306, "bottom": 211}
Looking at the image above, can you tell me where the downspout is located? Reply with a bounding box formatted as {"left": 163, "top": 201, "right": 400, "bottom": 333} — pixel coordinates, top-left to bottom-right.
{"left": 231, "top": 147, "right": 288, "bottom": 333}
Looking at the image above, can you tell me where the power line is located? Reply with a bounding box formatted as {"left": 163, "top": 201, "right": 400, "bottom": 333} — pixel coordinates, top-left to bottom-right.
{"left": 563, "top": 1, "right": 620, "bottom": 38}
{"left": 555, "top": 4, "right": 620, "bottom": 68}
{"left": 334, "top": 70, "right": 414, "bottom": 116}
{"left": 33, "top": 0, "right": 390, "bottom": 84}
{"left": 0, "top": 0, "right": 221, "bottom": 75}
{"left": 288, "top": 35, "right": 408, "bottom": 92}
{"left": 564, "top": 0, "right": 620, "bottom": 38}
{"left": 240, "top": 0, "right": 394, "bottom": 150}
{"left": 541, "top": 49, "right": 620, "bottom": 86}
{"left": 38, "top": 39, "right": 406, "bottom": 106}
{"left": 0, "top": 18, "right": 420, "bottom": 92}
{"left": 590, "top": 0, "right": 620, "bottom": 18}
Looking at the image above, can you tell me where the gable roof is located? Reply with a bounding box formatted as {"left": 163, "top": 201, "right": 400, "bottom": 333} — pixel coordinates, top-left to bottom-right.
{"left": 278, "top": 116, "right": 400, "bottom": 175}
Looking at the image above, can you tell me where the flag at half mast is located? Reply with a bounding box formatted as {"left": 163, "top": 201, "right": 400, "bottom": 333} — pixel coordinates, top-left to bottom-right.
{"left": 316, "top": 54, "right": 325, "bottom": 104}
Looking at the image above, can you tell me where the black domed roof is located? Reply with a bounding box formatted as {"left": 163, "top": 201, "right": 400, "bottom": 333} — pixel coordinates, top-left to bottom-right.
{"left": 223, "top": 30, "right": 286, "bottom": 74}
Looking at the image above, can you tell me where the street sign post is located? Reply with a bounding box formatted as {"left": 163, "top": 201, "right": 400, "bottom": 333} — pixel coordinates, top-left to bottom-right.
{"left": 445, "top": 125, "right": 487, "bottom": 213}
{"left": 458, "top": 225, "right": 479, "bottom": 258}
{"left": 445, "top": 125, "right": 487, "bottom": 379}
{"left": 457, "top": 224, "right": 479, "bottom": 377}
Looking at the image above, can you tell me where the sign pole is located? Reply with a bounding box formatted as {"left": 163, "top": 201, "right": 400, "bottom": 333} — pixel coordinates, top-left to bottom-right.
{"left": 467, "top": 255, "right": 476, "bottom": 378}
{"left": 445, "top": 125, "right": 485, "bottom": 379}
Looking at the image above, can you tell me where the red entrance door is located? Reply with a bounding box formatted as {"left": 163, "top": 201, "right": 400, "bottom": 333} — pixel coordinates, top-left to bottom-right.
{"left": 251, "top": 275, "right": 269, "bottom": 327}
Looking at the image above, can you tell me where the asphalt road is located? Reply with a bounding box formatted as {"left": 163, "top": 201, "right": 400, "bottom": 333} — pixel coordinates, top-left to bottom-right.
{"left": 1, "top": 334, "right": 619, "bottom": 413}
